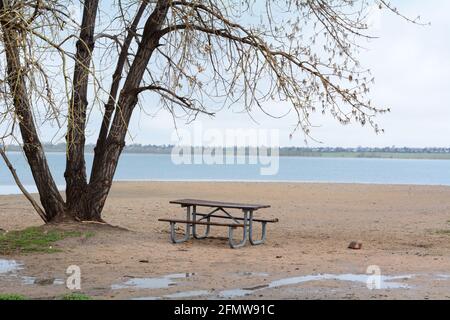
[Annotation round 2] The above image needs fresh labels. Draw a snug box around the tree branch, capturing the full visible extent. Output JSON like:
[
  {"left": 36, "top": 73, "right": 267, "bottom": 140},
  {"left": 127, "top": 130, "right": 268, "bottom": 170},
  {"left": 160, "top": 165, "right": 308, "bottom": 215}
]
[{"left": 0, "top": 147, "right": 48, "bottom": 223}]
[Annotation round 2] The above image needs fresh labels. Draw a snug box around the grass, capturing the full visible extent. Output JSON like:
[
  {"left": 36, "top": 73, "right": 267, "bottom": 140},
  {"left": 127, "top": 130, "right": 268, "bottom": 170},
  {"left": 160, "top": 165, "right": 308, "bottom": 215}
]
[
  {"left": 60, "top": 293, "right": 92, "bottom": 300},
  {"left": 0, "top": 226, "right": 94, "bottom": 255},
  {"left": 0, "top": 294, "right": 27, "bottom": 300}
]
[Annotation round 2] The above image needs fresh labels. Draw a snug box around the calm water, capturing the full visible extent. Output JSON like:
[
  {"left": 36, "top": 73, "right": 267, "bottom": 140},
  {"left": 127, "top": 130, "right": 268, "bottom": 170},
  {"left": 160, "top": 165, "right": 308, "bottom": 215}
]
[{"left": 1, "top": 152, "right": 450, "bottom": 195}]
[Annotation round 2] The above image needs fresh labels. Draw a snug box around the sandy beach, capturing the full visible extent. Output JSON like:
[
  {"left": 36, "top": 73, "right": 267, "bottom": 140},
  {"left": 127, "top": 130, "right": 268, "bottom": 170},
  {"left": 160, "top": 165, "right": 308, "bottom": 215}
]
[{"left": 1, "top": 181, "right": 450, "bottom": 300}]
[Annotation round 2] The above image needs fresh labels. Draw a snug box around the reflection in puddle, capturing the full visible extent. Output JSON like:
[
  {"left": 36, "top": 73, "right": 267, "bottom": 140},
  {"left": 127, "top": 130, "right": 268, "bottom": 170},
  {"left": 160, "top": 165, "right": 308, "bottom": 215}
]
[
  {"left": 268, "top": 274, "right": 412, "bottom": 290},
  {"left": 129, "top": 272, "right": 413, "bottom": 300},
  {"left": 0, "top": 259, "right": 23, "bottom": 274},
  {"left": 217, "top": 273, "right": 413, "bottom": 298},
  {"left": 164, "top": 290, "right": 210, "bottom": 299},
  {"left": 219, "top": 288, "right": 254, "bottom": 298},
  {"left": 1, "top": 259, "right": 64, "bottom": 287},
  {"left": 112, "top": 273, "right": 195, "bottom": 290},
  {"left": 22, "top": 276, "right": 65, "bottom": 286},
  {"left": 132, "top": 296, "right": 162, "bottom": 300},
  {"left": 134, "top": 290, "right": 211, "bottom": 300},
  {"left": 236, "top": 272, "right": 269, "bottom": 277}
]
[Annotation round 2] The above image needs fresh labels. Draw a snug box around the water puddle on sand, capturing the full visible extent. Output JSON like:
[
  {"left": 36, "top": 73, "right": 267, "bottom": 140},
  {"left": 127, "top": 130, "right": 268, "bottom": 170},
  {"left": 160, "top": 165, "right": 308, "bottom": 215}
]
[
  {"left": 133, "top": 272, "right": 413, "bottom": 300},
  {"left": 235, "top": 272, "right": 269, "bottom": 277},
  {"left": 266, "top": 274, "right": 413, "bottom": 291},
  {"left": 1, "top": 259, "right": 65, "bottom": 286},
  {"left": 0, "top": 259, "right": 23, "bottom": 274},
  {"left": 112, "top": 273, "right": 195, "bottom": 290},
  {"left": 215, "top": 274, "right": 413, "bottom": 298},
  {"left": 22, "top": 276, "right": 65, "bottom": 286},
  {"left": 134, "top": 290, "right": 211, "bottom": 300}
]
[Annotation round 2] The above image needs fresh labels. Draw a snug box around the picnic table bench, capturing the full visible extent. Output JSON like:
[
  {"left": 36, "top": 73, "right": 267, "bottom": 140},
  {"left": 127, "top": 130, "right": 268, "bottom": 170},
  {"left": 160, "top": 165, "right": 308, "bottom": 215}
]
[{"left": 158, "top": 199, "right": 278, "bottom": 248}]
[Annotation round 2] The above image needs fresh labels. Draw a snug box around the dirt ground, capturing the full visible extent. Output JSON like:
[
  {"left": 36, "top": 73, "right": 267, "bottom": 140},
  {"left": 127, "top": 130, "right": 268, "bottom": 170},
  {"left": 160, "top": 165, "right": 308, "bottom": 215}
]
[{"left": 1, "top": 181, "right": 450, "bottom": 300}]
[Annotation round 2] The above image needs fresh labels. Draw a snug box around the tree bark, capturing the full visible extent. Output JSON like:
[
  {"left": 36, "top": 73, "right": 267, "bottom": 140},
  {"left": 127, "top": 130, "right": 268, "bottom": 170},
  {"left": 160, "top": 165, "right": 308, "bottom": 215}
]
[
  {"left": 88, "top": 0, "right": 169, "bottom": 217},
  {"left": 0, "top": 0, "right": 65, "bottom": 221},
  {"left": 65, "top": 0, "right": 100, "bottom": 219}
]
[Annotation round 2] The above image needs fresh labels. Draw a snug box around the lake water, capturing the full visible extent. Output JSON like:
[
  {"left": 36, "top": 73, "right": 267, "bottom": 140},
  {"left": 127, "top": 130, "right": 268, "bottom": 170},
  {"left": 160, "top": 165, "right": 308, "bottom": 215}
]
[{"left": 1, "top": 152, "right": 450, "bottom": 195}]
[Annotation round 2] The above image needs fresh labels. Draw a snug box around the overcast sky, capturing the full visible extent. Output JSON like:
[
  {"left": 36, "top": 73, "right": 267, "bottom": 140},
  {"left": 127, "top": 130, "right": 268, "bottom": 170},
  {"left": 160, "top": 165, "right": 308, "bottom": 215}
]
[
  {"left": 6, "top": 1, "right": 445, "bottom": 148},
  {"left": 118, "top": 0, "right": 449, "bottom": 148}
]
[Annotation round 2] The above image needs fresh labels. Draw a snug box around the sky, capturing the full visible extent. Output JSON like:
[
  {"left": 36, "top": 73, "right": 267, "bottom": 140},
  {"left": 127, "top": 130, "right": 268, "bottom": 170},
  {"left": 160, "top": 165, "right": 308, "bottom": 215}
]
[
  {"left": 120, "top": 0, "right": 450, "bottom": 148},
  {"left": 4, "top": 0, "right": 449, "bottom": 148}
]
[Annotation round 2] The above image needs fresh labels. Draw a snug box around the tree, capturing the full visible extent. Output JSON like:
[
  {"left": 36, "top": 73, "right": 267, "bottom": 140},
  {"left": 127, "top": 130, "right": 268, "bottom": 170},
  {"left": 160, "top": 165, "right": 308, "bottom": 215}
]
[{"left": 0, "top": 0, "right": 418, "bottom": 223}]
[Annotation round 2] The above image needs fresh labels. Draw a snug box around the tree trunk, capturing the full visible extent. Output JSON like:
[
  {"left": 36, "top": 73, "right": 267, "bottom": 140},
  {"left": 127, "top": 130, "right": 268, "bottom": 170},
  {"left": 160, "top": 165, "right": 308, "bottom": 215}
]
[
  {"left": 1, "top": 0, "right": 168, "bottom": 223},
  {"left": 65, "top": 0, "right": 100, "bottom": 219},
  {"left": 0, "top": 0, "right": 66, "bottom": 222},
  {"left": 88, "top": 0, "right": 169, "bottom": 217}
]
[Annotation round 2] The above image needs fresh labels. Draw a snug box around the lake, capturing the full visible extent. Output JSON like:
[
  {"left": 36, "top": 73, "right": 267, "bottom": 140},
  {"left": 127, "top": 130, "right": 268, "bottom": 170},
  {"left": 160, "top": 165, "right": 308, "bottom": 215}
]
[{"left": 1, "top": 152, "right": 450, "bottom": 195}]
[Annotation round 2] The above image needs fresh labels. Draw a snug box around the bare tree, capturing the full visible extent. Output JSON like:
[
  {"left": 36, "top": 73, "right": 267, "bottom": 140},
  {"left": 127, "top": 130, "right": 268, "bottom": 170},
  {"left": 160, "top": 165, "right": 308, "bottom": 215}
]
[{"left": 0, "top": 0, "right": 419, "bottom": 223}]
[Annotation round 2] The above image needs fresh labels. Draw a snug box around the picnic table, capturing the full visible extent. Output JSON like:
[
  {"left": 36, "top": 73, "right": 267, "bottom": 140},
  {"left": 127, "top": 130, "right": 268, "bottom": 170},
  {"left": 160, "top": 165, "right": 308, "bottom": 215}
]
[{"left": 159, "top": 199, "right": 278, "bottom": 248}]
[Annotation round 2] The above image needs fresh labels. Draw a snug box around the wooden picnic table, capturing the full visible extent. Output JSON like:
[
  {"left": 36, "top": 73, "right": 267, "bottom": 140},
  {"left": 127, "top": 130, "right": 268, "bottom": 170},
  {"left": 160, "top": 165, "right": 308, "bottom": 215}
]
[{"left": 159, "top": 199, "right": 278, "bottom": 248}]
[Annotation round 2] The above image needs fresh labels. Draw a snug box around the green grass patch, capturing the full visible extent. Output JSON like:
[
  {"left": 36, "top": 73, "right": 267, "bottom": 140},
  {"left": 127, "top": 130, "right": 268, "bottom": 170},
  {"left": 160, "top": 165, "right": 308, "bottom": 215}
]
[
  {"left": 0, "top": 294, "right": 27, "bottom": 300},
  {"left": 435, "top": 229, "right": 450, "bottom": 236},
  {"left": 60, "top": 293, "right": 92, "bottom": 300},
  {"left": 0, "top": 226, "right": 94, "bottom": 255}
]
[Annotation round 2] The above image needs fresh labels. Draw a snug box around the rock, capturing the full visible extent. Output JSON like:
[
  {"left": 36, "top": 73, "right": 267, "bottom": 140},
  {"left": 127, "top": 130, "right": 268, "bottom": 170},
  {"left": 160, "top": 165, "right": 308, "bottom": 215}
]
[
  {"left": 35, "top": 278, "right": 56, "bottom": 286},
  {"left": 139, "top": 259, "right": 149, "bottom": 263},
  {"left": 348, "top": 241, "right": 363, "bottom": 250}
]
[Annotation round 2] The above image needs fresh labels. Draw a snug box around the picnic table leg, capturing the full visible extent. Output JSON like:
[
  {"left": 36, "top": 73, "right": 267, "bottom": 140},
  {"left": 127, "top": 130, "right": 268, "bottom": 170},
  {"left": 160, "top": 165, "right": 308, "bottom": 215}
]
[
  {"left": 248, "top": 210, "right": 267, "bottom": 245},
  {"left": 192, "top": 205, "right": 211, "bottom": 239},
  {"left": 169, "top": 206, "right": 191, "bottom": 243},
  {"left": 228, "top": 210, "right": 248, "bottom": 249}
]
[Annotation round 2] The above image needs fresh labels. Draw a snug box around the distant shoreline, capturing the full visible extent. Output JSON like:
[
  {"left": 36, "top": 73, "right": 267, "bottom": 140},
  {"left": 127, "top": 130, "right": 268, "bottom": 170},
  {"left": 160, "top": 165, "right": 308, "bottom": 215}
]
[{"left": 4, "top": 148, "right": 450, "bottom": 160}]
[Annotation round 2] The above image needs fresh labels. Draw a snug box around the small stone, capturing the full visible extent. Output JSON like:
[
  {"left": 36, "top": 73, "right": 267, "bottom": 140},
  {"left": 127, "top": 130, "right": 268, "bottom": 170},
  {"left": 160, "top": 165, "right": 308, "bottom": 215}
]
[
  {"left": 276, "top": 256, "right": 282, "bottom": 259},
  {"left": 348, "top": 241, "right": 363, "bottom": 250},
  {"left": 35, "top": 278, "right": 55, "bottom": 286},
  {"left": 139, "top": 259, "right": 149, "bottom": 263}
]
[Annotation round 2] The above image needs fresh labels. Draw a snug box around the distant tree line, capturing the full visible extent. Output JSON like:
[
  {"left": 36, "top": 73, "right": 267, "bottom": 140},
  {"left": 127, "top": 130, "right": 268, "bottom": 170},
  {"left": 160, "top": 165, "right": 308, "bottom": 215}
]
[{"left": 4, "top": 143, "right": 450, "bottom": 156}]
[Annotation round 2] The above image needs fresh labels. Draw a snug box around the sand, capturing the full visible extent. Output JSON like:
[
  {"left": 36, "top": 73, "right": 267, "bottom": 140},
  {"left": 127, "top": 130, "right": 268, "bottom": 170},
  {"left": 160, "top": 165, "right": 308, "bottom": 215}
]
[{"left": 1, "top": 181, "right": 450, "bottom": 300}]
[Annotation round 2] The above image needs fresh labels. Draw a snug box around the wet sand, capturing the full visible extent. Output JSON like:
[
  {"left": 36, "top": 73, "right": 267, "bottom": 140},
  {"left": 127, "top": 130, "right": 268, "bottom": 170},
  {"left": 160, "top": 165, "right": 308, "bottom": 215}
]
[{"left": 1, "top": 181, "right": 450, "bottom": 299}]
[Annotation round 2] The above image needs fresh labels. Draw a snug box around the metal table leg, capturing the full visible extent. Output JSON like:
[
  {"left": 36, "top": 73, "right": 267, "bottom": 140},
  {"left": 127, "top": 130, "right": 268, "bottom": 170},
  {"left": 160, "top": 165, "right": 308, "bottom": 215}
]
[
  {"left": 228, "top": 210, "right": 248, "bottom": 249},
  {"left": 249, "top": 210, "right": 267, "bottom": 245},
  {"left": 169, "top": 205, "right": 191, "bottom": 243},
  {"left": 192, "top": 205, "right": 211, "bottom": 239}
]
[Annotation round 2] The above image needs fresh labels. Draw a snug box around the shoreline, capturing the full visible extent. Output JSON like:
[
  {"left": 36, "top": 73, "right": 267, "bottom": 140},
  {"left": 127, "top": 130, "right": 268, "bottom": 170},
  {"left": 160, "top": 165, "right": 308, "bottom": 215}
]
[{"left": 2, "top": 179, "right": 450, "bottom": 196}]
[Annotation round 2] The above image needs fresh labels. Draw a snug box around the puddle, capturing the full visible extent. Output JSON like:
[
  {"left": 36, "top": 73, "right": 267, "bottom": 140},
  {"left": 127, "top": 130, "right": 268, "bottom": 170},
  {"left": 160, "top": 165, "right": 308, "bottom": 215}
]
[
  {"left": 1, "top": 259, "right": 64, "bottom": 287},
  {"left": 219, "top": 288, "right": 254, "bottom": 298},
  {"left": 164, "top": 290, "right": 210, "bottom": 299},
  {"left": 268, "top": 274, "right": 412, "bottom": 290},
  {"left": 22, "top": 276, "right": 65, "bottom": 286},
  {"left": 435, "top": 274, "right": 450, "bottom": 280},
  {"left": 0, "top": 259, "right": 23, "bottom": 274},
  {"left": 131, "top": 272, "right": 413, "bottom": 300},
  {"left": 236, "top": 272, "right": 269, "bottom": 277},
  {"left": 132, "top": 296, "right": 162, "bottom": 300},
  {"left": 134, "top": 290, "right": 211, "bottom": 300},
  {"left": 112, "top": 273, "right": 194, "bottom": 290},
  {"left": 217, "top": 273, "right": 413, "bottom": 298}
]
